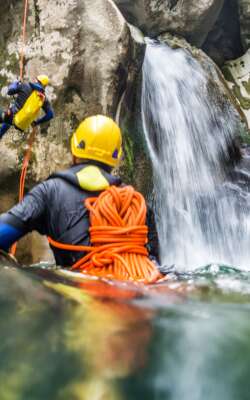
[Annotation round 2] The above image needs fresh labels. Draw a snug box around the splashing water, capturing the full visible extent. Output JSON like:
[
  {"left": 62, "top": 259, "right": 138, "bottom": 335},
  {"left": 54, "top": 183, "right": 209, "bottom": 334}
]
[{"left": 142, "top": 42, "right": 250, "bottom": 270}]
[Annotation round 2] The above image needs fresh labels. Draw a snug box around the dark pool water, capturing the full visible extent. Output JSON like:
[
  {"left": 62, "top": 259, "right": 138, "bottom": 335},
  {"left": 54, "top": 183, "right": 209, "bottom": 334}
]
[{"left": 1, "top": 261, "right": 250, "bottom": 400}]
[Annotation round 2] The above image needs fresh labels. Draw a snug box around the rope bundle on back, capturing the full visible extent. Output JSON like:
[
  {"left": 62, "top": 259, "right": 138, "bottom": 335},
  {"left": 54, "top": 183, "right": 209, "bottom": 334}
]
[{"left": 48, "top": 186, "right": 162, "bottom": 283}]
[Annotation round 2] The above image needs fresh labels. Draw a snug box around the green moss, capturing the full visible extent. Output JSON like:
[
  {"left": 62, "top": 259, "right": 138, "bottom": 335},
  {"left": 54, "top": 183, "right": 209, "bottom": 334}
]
[
  {"left": 0, "top": 51, "right": 19, "bottom": 75},
  {"left": 119, "top": 123, "right": 136, "bottom": 184},
  {"left": 239, "top": 123, "right": 250, "bottom": 145},
  {"left": 242, "top": 78, "right": 250, "bottom": 95},
  {"left": 0, "top": 75, "right": 8, "bottom": 88},
  {"left": 233, "top": 85, "right": 250, "bottom": 110},
  {"left": 123, "top": 134, "right": 134, "bottom": 178},
  {"left": 221, "top": 67, "right": 235, "bottom": 84},
  {"left": 118, "top": 113, "right": 153, "bottom": 198}
]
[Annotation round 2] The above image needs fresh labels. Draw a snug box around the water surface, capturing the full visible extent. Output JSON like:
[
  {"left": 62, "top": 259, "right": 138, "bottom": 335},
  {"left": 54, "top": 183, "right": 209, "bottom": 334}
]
[{"left": 1, "top": 262, "right": 250, "bottom": 400}]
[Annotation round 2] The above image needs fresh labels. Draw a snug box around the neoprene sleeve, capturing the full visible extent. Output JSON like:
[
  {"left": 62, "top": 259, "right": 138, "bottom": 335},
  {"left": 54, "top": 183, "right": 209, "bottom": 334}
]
[{"left": 0, "top": 222, "right": 24, "bottom": 251}]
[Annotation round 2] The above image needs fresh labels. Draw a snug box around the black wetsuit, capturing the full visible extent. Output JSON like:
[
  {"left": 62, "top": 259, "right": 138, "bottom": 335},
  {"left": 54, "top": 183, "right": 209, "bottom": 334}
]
[
  {"left": 0, "top": 162, "right": 159, "bottom": 266},
  {"left": 0, "top": 81, "right": 53, "bottom": 137}
]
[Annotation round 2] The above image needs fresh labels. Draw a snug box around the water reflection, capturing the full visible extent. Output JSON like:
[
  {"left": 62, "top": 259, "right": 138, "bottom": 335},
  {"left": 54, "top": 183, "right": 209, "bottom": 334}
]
[
  {"left": 0, "top": 266, "right": 154, "bottom": 400},
  {"left": 1, "top": 264, "right": 250, "bottom": 399}
]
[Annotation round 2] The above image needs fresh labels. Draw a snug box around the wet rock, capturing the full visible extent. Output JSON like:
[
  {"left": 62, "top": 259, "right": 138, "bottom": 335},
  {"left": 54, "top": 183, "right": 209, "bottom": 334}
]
[
  {"left": 118, "top": 70, "right": 154, "bottom": 198},
  {"left": 238, "top": 0, "right": 250, "bottom": 51},
  {"left": 202, "top": 0, "right": 243, "bottom": 66},
  {"left": 113, "top": 0, "right": 224, "bottom": 46},
  {"left": 222, "top": 50, "right": 250, "bottom": 129}
]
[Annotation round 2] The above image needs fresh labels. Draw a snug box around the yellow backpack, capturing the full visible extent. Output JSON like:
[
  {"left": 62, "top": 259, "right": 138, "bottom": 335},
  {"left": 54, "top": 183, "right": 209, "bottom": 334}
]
[{"left": 14, "top": 90, "right": 45, "bottom": 131}]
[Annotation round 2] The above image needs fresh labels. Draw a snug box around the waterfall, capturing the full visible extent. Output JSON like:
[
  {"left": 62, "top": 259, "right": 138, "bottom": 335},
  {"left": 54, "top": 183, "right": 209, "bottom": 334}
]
[{"left": 142, "top": 41, "right": 250, "bottom": 269}]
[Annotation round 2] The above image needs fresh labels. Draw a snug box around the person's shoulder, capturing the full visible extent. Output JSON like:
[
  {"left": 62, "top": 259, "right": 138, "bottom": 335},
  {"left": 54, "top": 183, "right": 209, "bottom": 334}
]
[
  {"left": 27, "top": 178, "right": 65, "bottom": 207},
  {"left": 22, "top": 82, "right": 32, "bottom": 89},
  {"left": 103, "top": 170, "right": 122, "bottom": 187},
  {"left": 43, "top": 175, "right": 71, "bottom": 191},
  {"left": 29, "top": 179, "right": 57, "bottom": 197},
  {"left": 29, "top": 82, "right": 44, "bottom": 92}
]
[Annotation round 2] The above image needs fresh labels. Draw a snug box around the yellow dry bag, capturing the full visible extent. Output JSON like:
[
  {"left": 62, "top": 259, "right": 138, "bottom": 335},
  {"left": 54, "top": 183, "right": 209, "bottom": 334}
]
[{"left": 14, "top": 90, "right": 45, "bottom": 131}]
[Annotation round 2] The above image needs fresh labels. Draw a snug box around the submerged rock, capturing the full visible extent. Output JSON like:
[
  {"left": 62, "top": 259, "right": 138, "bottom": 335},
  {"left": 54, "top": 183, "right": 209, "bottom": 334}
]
[{"left": 114, "top": 0, "right": 224, "bottom": 46}]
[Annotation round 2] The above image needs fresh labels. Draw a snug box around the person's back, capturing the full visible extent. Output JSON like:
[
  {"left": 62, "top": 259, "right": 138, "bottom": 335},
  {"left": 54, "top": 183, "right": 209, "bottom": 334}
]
[
  {"left": 8, "top": 81, "right": 33, "bottom": 112},
  {"left": 0, "top": 115, "right": 159, "bottom": 269},
  {"left": 0, "top": 74, "right": 54, "bottom": 138},
  {"left": 1, "top": 162, "right": 121, "bottom": 266}
]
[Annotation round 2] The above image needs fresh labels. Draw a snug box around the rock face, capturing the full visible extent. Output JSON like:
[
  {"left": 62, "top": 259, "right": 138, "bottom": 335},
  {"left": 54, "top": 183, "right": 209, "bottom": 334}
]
[
  {"left": 0, "top": 0, "right": 144, "bottom": 182},
  {"left": 238, "top": 0, "right": 250, "bottom": 51},
  {"left": 0, "top": 0, "right": 145, "bottom": 263},
  {"left": 113, "top": 0, "right": 224, "bottom": 46},
  {"left": 223, "top": 50, "right": 250, "bottom": 128},
  {"left": 202, "top": 0, "right": 243, "bottom": 66}
]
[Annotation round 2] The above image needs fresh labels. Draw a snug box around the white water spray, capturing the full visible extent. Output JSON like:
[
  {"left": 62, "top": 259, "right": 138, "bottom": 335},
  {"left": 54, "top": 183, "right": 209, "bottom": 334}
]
[{"left": 142, "top": 42, "right": 250, "bottom": 269}]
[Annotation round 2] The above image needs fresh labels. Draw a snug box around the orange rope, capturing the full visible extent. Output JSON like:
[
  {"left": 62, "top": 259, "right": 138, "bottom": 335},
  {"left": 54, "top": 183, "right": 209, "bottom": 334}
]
[
  {"left": 48, "top": 186, "right": 162, "bottom": 284},
  {"left": 10, "top": 126, "right": 37, "bottom": 255},
  {"left": 19, "top": 126, "right": 36, "bottom": 200},
  {"left": 10, "top": 0, "right": 35, "bottom": 256}
]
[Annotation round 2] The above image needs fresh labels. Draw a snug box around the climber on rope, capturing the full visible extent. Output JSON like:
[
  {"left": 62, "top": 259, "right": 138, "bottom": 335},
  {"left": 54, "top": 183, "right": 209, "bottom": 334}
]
[
  {"left": 0, "top": 74, "right": 54, "bottom": 139},
  {"left": 0, "top": 115, "right": 159, "bottom": 273}
]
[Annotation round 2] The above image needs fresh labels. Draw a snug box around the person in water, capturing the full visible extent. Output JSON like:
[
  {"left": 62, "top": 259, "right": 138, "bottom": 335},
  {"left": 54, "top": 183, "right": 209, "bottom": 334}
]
[
  {"left": 0, "top": 115, "right": 159, "bottom": 267},
  {"left": 0, "top": 74, "right": 54, "bottom": 138}
]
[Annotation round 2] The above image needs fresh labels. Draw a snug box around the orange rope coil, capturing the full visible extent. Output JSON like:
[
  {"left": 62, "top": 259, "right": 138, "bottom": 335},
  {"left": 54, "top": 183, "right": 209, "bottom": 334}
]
[{"left": 48, "top": 186, "right": 162, "bottom": 284}]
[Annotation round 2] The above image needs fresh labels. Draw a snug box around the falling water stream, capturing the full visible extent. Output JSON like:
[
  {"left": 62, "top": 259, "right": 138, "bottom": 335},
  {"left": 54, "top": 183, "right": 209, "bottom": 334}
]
[{"left": 142, "top": 41, "right": 250, "bottom": 270}]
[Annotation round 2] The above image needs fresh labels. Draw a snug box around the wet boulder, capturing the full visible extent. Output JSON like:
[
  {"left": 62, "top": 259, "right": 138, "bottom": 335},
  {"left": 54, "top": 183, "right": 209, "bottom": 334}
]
[
  {"left": 238, "top": 0, "right": 250, "bottom": 51},
  {"left": 113, "top": 0, "right": 224, "bottom": 46},
  {"left": 202, "top": 0, "right": 243, "bottom": 67},
  {"left": 222, "top": 50, "right": 250, "bottom": 129}
]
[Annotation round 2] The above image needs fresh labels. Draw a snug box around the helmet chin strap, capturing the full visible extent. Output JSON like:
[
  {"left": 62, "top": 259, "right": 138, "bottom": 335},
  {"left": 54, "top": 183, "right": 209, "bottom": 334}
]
[{"left": 73, "top": 156, "right": 88, "bottom": 165}]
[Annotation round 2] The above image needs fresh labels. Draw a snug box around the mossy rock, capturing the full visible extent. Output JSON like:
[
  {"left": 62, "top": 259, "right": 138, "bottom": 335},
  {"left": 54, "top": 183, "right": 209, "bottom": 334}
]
[{"left": 118, "top": 73, "right": 154, "bottom": 200}]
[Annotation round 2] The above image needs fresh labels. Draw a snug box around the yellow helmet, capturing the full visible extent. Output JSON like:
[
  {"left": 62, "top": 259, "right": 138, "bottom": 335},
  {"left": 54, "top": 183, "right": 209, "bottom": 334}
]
[
  {"left": 37, "top": 74, "right": 49, "bottom": 87},
  {"left": 71, "top": 115, "right": 122, "bottom": 167}
]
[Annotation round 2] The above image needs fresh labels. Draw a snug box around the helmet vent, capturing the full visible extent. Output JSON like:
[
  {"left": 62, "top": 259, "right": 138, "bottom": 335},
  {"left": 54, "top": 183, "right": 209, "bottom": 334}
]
[
  {"left": 112, "top": 149, "right": 118, "bottom": 159},
  {"left": 78, "top": 140, "right": 85, "bottom": 149}
]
